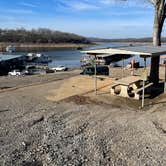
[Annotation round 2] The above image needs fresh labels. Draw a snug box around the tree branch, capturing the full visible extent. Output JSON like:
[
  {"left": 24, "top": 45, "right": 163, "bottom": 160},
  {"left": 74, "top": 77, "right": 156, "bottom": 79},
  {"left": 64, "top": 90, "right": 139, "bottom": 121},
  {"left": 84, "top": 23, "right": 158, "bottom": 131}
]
[{"left": 147, "top": 0, "right": 155, "bottom": 5}]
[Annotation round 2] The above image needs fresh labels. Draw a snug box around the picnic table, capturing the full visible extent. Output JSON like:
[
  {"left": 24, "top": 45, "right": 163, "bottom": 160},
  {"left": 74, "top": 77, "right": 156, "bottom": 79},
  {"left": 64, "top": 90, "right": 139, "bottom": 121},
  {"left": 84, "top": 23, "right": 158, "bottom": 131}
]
[{"left": 110, "top": 76, "right": 153, "bottom": 100}]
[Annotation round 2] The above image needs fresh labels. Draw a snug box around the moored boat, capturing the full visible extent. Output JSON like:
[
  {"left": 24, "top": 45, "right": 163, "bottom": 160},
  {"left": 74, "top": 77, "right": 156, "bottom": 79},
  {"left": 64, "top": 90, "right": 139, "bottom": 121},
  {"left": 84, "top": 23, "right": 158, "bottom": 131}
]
[
  {"left": 81, "top": 53, "right": 133, "bottom": 66},
  {"left": 26, "top": 53, "right": 52, "bottom": 63},
  {"left": 6, "top": 45, "right": 16, "bottom": 53}
]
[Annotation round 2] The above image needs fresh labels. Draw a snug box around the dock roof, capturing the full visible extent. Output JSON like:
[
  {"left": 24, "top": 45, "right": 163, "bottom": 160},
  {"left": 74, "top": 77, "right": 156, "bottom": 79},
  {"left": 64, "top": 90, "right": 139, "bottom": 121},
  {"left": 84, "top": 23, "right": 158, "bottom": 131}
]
[
  {"left": 0, "top": 54, "right": 23, "bottom": 62},
  {"left": 83, "top": 45, "right": 166, "bottom": 57}
]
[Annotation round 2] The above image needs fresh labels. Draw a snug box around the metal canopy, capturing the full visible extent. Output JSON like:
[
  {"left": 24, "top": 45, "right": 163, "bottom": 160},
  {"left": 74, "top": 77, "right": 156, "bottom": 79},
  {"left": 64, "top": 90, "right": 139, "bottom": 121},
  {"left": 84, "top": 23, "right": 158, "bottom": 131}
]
[
  {"left": 83, "top": 45, "right": 166, "bottom": 57},
  {"left": 0, "top": 54, "right": 23, "bottom": 62},
  {"left": 95, "top": 54, "right": 115, "bottom": 58}
]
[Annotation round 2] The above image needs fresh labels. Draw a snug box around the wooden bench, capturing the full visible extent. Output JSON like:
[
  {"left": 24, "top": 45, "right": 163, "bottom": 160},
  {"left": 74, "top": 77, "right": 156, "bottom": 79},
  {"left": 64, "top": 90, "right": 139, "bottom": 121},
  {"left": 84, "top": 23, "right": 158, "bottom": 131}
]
[{"left": 132, "top": 82, "right": 153, "bottom": 99}]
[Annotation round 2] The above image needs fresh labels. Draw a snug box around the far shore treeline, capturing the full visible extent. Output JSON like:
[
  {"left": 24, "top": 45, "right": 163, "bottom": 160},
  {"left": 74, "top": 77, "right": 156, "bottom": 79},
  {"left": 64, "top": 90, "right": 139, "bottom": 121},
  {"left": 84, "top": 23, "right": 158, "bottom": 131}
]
[
  {"left": 1, "top": 28, "right": 166, "bottom": 45},
  {"left": 0, "top": 28, "right": 90, "bottom": 44}
]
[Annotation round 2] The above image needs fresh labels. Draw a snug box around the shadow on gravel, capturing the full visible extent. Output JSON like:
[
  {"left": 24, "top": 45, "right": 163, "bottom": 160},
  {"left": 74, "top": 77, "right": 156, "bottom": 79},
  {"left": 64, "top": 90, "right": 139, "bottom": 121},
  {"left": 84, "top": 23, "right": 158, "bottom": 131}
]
[
  {"left": 22, "top": 160, "right": 42, "bottom": 166},
  {"left": 150, "top": 82, "right": 164, "bottom": 99},
  {"left": 59, "top": 95, "right": 140, "bottom": 110},
  {"left": 0, "top": 86, "right": 12, "bottom": 90},
  {"left": 0, "top": 109, "right": 10, "bottom": 113},
  {"left": 61, "top": 95, "right": 105, "bottom": 105},
  {"left": 143, "top": 83, "right": 166, "bottom": 108}
]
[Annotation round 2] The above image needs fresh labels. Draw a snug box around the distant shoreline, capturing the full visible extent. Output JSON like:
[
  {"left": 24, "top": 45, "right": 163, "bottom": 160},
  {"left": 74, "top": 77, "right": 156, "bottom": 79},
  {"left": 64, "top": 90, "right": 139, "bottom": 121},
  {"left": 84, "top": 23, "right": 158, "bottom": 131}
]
[
  {"left": 1, "top": 41, "right": 165, "bottom": 53},
  {"left": 94, "top": 41, "right": 153, "bottom": 45},
  {"left": 0, "top": 43, "right": 94, "bottom": 52}
]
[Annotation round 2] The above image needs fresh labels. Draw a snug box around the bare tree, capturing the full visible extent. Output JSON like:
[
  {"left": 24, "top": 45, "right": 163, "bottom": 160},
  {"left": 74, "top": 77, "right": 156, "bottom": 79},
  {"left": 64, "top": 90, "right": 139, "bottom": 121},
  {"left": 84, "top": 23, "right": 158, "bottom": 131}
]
[
  {"left": 118, "top": 0, "right": 166, "bottom": 85},
  {"left": 148, "top": 0, "right": 166, "bottom": 85},
  {"left": 149, "top": 0, "right": 165, "bottom": 46}
]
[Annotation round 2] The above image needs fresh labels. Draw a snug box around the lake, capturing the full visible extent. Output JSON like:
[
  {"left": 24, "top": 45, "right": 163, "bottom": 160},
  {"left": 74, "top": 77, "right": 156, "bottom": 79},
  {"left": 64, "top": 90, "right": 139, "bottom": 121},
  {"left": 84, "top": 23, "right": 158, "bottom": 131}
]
[
  {"left": 15, "top": 42, "right": 152, "bottom": 68},
  {"left": 46, "top": 42, "right": 151, "bottom": 68}
]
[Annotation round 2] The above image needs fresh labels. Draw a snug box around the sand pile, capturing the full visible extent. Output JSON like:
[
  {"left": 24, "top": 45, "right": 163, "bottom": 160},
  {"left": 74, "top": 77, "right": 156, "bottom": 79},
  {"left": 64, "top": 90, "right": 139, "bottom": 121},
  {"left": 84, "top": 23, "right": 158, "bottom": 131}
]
[{"left": 47, "top": 75, "right": 113, "bottom": 101}]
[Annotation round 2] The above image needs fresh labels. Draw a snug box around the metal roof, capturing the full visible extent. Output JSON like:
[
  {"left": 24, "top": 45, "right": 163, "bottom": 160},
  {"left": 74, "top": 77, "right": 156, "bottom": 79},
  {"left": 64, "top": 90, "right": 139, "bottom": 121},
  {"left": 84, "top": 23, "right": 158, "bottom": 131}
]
[
  {"left": 83, "top": 45, "right": 166, "bottom": 57},
  {"left": 96, "top": 54, "right": 115, "bottom": 58},
  {"left": 0, "top": 54, "right": 23, "bottom": 62}
]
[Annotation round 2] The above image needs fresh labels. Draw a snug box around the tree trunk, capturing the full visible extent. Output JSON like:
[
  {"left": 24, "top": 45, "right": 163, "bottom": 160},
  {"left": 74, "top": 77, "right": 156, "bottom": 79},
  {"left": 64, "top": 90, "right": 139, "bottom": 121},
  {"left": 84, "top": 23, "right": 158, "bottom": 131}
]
[
  {"left": 153, "top": 15, "right": 161, "bottom": 46},
  {"left": 150, "top": 56, "right": 160, "bottom": 85},
  {"left": 150, "top": 9, "right": 162, "bottom": 85}
]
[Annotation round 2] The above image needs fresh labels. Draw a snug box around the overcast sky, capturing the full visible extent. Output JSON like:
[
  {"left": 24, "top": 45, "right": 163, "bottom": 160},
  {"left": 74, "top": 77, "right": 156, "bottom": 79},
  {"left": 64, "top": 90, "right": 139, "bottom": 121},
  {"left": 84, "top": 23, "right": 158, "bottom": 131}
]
[{"left": 0, "top": 0, "right": 164, "bottom": 39}]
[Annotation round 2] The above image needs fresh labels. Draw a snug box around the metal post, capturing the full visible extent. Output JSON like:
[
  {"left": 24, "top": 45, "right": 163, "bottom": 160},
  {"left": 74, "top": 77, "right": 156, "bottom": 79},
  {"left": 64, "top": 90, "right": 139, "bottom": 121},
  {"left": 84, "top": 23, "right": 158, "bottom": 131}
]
[
  {"left": 141, "top": 57, "right": 147, "bottom": 108},
  {"left": 142, "top": 80, "right": 145, "bottom": 108},
  {"left": 144, "top": 57, "right": 146, "bottom": 69},
  {"left": 94, "top": 55, "right": 97, "bottom": 95},
  {"left": 122, "top": 56, "right": 124, "bottom": 78}
]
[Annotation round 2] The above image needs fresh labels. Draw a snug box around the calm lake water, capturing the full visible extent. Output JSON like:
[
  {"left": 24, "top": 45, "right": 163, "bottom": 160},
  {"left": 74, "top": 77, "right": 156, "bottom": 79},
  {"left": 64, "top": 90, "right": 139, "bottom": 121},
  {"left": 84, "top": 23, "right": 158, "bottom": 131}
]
[
  {"left": 46, "top": 42, "right": 151, "bottom": 68},
  {"left": 47, "top": 43, "right": 129, "bottom": 68},
  {"left": 16, "top": 43, "right": 152, "bottom": 68}
]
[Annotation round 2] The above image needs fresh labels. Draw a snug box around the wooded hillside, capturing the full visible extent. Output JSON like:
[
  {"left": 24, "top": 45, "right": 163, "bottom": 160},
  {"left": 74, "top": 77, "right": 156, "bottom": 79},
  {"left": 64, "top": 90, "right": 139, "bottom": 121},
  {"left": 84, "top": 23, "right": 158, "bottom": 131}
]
[{"left": 0, "top": 28, "right": 90, "bottom": 44}]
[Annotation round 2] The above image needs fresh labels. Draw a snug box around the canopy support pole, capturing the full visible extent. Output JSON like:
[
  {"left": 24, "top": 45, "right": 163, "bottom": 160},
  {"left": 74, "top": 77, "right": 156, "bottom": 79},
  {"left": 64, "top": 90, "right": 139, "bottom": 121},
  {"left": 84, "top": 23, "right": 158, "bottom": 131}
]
[
  {"left": 144, "top": 57, "right": 147, "bottom": 69},
  {"left": 94, "top": 55, "right": 97, "bottom": 95},
  {"left": 122, "top": 56, "right": 124, "bottom": 78},
  {"left": 142, "top": 57, "right": 147, "bottom": 108}
]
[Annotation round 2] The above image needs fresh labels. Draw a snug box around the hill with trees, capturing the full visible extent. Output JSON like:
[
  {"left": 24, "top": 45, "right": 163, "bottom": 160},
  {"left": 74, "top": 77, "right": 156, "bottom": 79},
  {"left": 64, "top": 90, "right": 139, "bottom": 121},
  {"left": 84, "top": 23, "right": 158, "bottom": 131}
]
[{"left": 0, "top": 28, "right": 90, "bottom": 44}]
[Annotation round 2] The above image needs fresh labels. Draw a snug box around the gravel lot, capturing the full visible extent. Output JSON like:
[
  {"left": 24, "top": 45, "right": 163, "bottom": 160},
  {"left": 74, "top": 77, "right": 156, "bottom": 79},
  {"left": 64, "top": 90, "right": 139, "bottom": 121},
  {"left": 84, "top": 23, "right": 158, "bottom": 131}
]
[{"left": 0, "top": 69, "right": 166, "bottom": 166}]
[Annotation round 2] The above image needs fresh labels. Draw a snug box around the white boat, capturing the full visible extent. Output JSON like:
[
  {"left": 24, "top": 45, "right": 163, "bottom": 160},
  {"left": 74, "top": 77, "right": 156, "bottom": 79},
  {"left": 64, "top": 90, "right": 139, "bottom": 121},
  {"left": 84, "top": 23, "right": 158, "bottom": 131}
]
[
  {"left": 6, "top": 45, "right": 16, "bottom": 53},
  {"left": 26, "top": 53, "right": 52, "bottom": 63},
  {"left": 26, "top": 53, "right": 36, "bottom": 61},
  {"left": 35, "top": 53, "right": 52, "bottom": 63}
]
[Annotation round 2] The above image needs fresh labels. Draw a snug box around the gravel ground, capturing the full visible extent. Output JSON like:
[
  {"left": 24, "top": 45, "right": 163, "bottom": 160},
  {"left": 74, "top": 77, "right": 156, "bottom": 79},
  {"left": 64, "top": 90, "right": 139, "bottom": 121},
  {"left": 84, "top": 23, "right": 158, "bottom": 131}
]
[
  {"left": 0, "top": 70, "right": 80, "bottom": 90},
  {"left": 0, "top": 69, "right": 166, "bottom": 166}
]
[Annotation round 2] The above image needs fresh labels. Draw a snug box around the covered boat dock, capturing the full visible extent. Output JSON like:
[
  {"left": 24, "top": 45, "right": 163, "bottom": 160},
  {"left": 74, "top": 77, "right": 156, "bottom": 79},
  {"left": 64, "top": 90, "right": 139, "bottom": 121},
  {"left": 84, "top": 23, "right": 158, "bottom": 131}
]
[
  {"left": 83, "top": 45, "right": 166, "bottom": 56},
  {"left": 83, "top": 45, "right": 166, "bottom": 107},
  {"left": 83, "top": 45, "right": 166, "bottom": 76}
]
